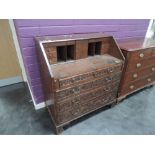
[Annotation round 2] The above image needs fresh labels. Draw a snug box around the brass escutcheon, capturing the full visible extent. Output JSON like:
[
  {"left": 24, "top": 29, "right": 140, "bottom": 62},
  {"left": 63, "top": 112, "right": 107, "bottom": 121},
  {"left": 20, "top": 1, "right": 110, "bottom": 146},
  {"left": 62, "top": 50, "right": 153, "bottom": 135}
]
[
  {"left": 136, "top": 63, "right": 141, "bottom": 68},
  {"left": 130, "top": 85, "right": 134, "bottom": 89},
  {"left": 152, "top": 67, "right": 155, "bottom": 71},
  {"left": 139, "top": 53, "right": 144, "bottom": 58},
  {"left": 133, "top": 73, "right": 138, "bottom": 78}
]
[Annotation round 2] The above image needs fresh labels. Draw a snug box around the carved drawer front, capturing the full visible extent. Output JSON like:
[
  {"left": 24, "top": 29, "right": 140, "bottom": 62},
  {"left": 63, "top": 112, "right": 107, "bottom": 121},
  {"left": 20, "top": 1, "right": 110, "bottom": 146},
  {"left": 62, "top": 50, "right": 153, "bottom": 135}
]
[
  {"left": 57, "top": 92, "right": 117, "bottom": 124},
  {"left": 55, "top": 72, "right": 121, "bottom": 101},
  {"left": 123, "top": 65, "right": 155, "bottom": 84},
  {"left": 80, "top": 93, "right": 116, "bottom": 113},
  {"left": 129, "top": 48, "right": 152, "bottom": 61},
  {"left": 126, "top": 56, "right": 155, "bottom": 72},
  {"left": 53, "top": 64, "right": 122, "bottom": 90},
  {"left": 56, "top": 82, "right": 119, "bottom": 113},
  {"left": 120, "top": 73, "right": 155, "bottom": 96}
]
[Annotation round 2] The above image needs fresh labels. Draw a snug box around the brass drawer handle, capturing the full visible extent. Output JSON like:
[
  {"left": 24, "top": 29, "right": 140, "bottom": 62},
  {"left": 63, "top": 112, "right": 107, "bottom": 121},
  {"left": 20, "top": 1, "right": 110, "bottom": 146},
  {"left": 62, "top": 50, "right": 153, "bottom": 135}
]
[
  {"left": 71, "top": 110, "right": 79, "bottom": 116},
  {"left": 102, "top": 98, "right": 105, "bottom": 102},
  {"left": 152, "top": 67, "right": 155, "bottom": 71},
  {"left": 71, "top": 78, "right": 76, "bottom": 83},
  {"left": 105, "top": 77, "right": 112, "bottom": 82},
  {"left": 104, "top": 87, "right": 110, "bottom": 92},
  {"left": 136, "top": 63, "right": 141, "bottom": 68},
  {"left": 71, "top": 98, "right": 80, "bottom": 104},
  {"left": 130, "top": 85, "right": 134, "bottom": 89},
  {"left": 72, "top": 88, "right": 80, "bottom": 93},
  {"left": 147, "top": 78, "right": 151, "bottom": 82},
  {"left": 139, "top": 53, "right": 144, "bottom": 58},
  {"left": 115, "top": 60, "right": 120, "bottom": 63},
  {"left": 133, "top": 73, "right": 138, "bottom": 78}
]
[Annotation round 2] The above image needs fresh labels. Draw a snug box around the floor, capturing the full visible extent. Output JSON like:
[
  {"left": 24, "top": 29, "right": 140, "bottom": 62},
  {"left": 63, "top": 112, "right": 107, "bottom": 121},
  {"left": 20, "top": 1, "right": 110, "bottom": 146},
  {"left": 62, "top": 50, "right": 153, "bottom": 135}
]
[{"left": 0, "top": 83, "right": 155, "bottom": 135}]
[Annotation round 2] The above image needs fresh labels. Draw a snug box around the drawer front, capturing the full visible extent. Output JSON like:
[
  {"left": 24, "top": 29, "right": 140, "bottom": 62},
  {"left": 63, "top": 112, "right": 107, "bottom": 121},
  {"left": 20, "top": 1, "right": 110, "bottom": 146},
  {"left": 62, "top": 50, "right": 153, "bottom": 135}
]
[
  {"left": 123, "top": 65, "right": 155, "bottom": 84},
  {"left": 120, "top": 73, "right": 155, "bottom": 96},
  {"left": 55, "top": 72, "right": 122, "bottom": 101},
  {"left": 56, "top": 81, "right": 119, "bottom": 113},
  {"left": 56, "top": 92, "right": 116, "bottom": 124},
  {"left": 53, "top": 63, "right": 122, "bottom": 90},
  {"left": 129, "top": 48, "right": 153, "bottom": 61},
  {"left": 126, "top": 56, "right": 155, "bottom": 72}
]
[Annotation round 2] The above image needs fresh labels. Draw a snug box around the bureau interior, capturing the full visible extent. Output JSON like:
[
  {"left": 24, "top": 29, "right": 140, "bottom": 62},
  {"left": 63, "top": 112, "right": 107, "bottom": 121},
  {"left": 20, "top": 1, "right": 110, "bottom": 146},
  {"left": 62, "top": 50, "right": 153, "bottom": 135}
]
[
  {"left": 51, "top": 55, "right": 123, "bottom": 79},
  {"left": 42, "top": 35, "right": 124, "bottom": 65}
]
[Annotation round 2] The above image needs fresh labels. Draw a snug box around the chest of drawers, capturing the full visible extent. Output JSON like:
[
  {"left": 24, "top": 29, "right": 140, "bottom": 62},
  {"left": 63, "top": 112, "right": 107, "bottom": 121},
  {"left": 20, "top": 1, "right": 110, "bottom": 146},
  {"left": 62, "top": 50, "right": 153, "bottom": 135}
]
[
  {"left": 35, "top": 33, "right": 124, "bottom": 134},
  {"left": 118, "top": 38, "right": 155, "bottom": 101}
]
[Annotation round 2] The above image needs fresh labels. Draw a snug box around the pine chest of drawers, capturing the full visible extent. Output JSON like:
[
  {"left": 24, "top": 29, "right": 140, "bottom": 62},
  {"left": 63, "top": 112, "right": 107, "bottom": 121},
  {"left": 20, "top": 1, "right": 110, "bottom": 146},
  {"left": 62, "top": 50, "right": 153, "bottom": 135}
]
[
  {"left": 118, "top": 38, "right": 155, "bottom": 100},
  {"left": 35, "top": 33, "right": 124, "bottom": 134}
]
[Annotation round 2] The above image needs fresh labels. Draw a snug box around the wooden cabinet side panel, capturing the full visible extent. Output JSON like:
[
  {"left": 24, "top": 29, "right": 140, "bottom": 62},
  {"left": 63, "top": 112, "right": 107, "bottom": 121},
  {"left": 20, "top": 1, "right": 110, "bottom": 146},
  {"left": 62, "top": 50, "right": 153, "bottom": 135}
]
[
  {"left": 118, "top": 51, "right": 130, "bottom": 96},
  {"left": 45, "top": 47, "right": 57, "bottom": 64},
  {"left": 100, "top": 38, "right": 111, "bottom": 54},
  {"left": 36, "top": 43, "right": 56, "bottom": 119},
  {"left": 109, "top": 38, "right": 125, "bottom": 61}
]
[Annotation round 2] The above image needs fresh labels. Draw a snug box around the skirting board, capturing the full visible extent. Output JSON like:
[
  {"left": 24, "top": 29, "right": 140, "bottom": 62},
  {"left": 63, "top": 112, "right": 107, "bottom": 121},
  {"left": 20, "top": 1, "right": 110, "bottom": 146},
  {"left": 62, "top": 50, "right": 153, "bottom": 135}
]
[
  {"left": 34, "top": 99, "right": 54, "bottom": 110},
  {"left": 0, "top": 76, "right": 23, "bottom": 87},
  {"left": 34, "top": 101, "right": 46, "bottom": 110},
  {"left": 26, "top": 81, "right": 46, "bottom": 110}
]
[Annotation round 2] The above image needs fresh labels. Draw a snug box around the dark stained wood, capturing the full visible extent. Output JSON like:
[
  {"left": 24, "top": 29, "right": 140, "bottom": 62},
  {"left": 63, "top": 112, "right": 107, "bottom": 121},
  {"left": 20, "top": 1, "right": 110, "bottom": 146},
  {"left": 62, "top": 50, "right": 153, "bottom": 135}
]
[
  {"left": 129, "top": 48, "right": 155, "bottom": 61},
  {"left": 75, "top": 40, "right": 88, "bottom": 59},
  {"left": 35, "top": 41, "right": 57, "bottom": 122},
  {"left": 122, "top": 64, "right": 155, "bottom": 85},
  {"left": 56, "top": 91, "right": 117, "bottom": 124},
  {"left": 126, "top": 56, "right": 155, "bottom": 71},
  {"left": 118, "top": 37, "right": 155, "bottom": 51},
  {"left": 53, "top": 63, "right": 122, "bottom": 90},
  {"left": 35, "top": 33, "right": 124, "bottom": 134},
  {"left": 36, "top": 33, "right": 111, "bottom": 43},
  {"left": 55, "top": 72, "right": 121, "bottom": 102},
  {"left": 39, "top": 34, "right": 124, "bottom": 65},
  {"left": 45, "top": 47, "right": 57, "bottom": 64},
  {"left": 118, "top": 38, "right": 155, "bottom": 99},
  {"left": 120, "top": 73, "right": 155, "bottom": 95}
]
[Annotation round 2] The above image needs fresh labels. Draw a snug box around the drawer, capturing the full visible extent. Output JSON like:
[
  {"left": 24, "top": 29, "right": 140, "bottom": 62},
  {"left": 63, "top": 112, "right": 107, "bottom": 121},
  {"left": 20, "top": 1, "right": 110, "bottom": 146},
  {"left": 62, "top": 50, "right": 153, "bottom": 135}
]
[
  {"left": 120, "top": 73, "right": 155, "bottom": 96},
  {"left": 55, "top": 72, "right": 122, "bottom": 101},
  {"left": 126, "top": 56, "right": 155, "bottom": 71},
  {"left": 56, "top": 92, "right": 117, "bottom": 124},
  {"left": 129, "top": 48, "right": 152, "bottom": 61},
  {"left": 56, "top": 81, "right": 119, "bottom": 112},
  {"left": 53, "top": 63, "right": 122, "bottom": 90},
  {"left": 123, "top": 65, "right": 155, "bottom": 84}
]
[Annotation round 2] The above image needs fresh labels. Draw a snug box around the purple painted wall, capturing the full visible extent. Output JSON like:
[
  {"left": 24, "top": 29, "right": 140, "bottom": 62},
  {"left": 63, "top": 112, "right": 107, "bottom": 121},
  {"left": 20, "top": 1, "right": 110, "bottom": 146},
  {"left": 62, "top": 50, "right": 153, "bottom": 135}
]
[{"left": 14, "top": 19, "right": 150, "bottom": 104}]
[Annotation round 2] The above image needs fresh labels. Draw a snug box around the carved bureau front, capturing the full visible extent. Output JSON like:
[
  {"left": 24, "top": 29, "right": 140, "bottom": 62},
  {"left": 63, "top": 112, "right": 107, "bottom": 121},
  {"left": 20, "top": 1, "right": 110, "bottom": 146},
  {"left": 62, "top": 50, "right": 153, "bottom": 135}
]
[{"left": 35, "top": 33, "right": 124, "bottom": 134}]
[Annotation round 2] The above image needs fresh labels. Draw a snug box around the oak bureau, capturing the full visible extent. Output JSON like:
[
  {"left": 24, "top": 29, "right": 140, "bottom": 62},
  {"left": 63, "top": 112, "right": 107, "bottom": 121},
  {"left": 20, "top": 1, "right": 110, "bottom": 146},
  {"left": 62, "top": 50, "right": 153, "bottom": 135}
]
[
  {"left": 118, "top": 37, "right": 155, "bottom": 101},
  {"left": 35, "top": 33, "right": 124, "bottom": 134}
]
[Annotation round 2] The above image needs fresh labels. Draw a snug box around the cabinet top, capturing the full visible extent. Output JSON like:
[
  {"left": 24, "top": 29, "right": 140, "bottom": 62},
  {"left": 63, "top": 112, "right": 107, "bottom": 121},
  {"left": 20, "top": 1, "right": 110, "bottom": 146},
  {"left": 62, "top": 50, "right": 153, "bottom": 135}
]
[
  {"left": 51, "top": 54, "right": 122, "bottom": 79},
  {"left": 35, "top": 33, "right": 112, "bottom": 43},
  {"left": 118, "top": 37, "right": 155, "bottom": 51}
]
